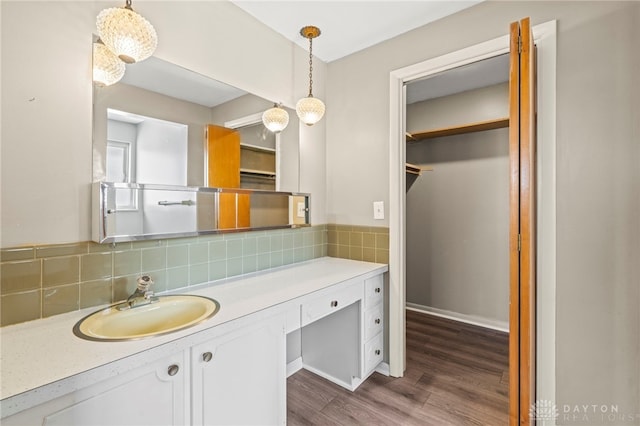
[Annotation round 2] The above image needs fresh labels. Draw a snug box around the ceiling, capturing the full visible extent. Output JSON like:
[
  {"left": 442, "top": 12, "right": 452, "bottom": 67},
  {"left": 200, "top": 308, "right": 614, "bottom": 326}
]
[
  {"left": 406, "top": 53, "right": 510, "bottom": 104},
  {"left": 123, "top": 57, "right": 246, "bottom": 108},
  {"left": 230, "top": 1, "right": 482, "bottom": 63},
  {"left": 119, "top": 1, "right": 499, "bottom": 108}
]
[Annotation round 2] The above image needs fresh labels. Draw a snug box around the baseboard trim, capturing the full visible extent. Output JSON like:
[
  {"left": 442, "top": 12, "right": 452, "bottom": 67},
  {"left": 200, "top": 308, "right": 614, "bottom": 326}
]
[
  {"left": 406, "top": 303, "right": 509, "bottom": 333},
  {"left": 302, "top": 364, "right": 357, "bottom": 391},
  {"left": 375, "top": 362, "right": 390, "bottom": 376},
  {"left": 286, "top": 357, "right": 303, "bottom": 377}
]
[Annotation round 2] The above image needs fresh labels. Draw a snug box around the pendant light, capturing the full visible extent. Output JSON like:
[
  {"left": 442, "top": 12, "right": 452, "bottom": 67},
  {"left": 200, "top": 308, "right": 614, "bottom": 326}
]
[
  {"left": 92, "top": 40, "right": 125, "bottom": 87},
  {"left": 262, "top": 103, "right": 290, "bottom": 133},
  {"left": 296, "top": 26, "right": 325, "bottom": 126},
  {"left": 96, "top": 0, "right": 157, "bottom": 64}
]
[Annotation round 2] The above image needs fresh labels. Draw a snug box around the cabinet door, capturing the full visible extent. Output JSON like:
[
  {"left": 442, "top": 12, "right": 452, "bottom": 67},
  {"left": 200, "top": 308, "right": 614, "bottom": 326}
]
[
  {"left": 206, "top": 124, "right": 249, "bottom": 229},
  {"left": 191, "top": 316, "right": 286, "bottom": 426},
  {"left": 4, "top": 351, "right": 189, "bottom": 426}
]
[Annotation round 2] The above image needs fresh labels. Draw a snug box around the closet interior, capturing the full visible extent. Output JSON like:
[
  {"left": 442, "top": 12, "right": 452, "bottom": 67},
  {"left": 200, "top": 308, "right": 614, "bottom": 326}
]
[{"left": 405, "top": 53, "right": 511, "bottom": 331}]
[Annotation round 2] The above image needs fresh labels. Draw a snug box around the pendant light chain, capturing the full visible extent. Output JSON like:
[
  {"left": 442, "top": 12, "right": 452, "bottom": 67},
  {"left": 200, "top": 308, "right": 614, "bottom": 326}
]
[
  {"left": 295, "top": 25, "right": 325, "bottom": 126},
  {"left": 308, "top": 36, "right": 314, "bottom": 97}
]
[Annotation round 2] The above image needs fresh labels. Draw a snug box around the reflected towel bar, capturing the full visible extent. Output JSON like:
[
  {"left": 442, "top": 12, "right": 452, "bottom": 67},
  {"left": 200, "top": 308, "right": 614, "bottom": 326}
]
[{"left": 158, "top": 200, "right": 196, "bottom": 206}]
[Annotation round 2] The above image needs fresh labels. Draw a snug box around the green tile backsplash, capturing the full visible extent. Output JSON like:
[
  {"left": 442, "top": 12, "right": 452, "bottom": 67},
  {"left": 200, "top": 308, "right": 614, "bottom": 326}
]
[
  {"left": 0, "top": 224, "right": 389, "bottom": 327},
  {"left": 0, "top": 226, "right": 327, "bottom": 326}
]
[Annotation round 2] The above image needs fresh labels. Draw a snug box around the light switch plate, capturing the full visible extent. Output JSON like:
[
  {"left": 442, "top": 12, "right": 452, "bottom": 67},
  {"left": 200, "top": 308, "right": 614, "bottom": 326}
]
[
  {"left": 373, "top": 201, "right": 384, "bottom": 220},
  {"left": 297, "top": 202, "right": 306, "bottom": 218}
]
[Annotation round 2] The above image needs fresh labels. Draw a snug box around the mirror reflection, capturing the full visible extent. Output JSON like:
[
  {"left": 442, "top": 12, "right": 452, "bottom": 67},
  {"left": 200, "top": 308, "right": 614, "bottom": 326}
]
[
  {"left": 92, "top": 54, "right": 303, "bottom": 241},
  {"left": 93, "top": 56, "right": 300, "bottom": 192},
  {"left": 107, "top": 109, "right": 188, "bottom": 186}
]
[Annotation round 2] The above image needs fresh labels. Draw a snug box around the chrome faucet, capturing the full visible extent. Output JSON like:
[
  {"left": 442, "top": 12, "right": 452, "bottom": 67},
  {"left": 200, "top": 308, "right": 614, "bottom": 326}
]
[{"left": 117, "top": 275, "right": 158, "bottom": 310}]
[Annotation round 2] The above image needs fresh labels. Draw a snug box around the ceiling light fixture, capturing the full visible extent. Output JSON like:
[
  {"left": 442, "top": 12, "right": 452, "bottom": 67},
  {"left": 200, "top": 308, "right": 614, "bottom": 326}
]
[
  {"left": 96, "top": 0, "right": 157, "bottom": 64},
  {"left": 262, "top": 103, "right": 290, "bottom": 133},
  {"left": 296, "top": 26, "right": 325, "bottom": 126},
  {"left": 92, "top": 40, "right": 126, "bottom": 87}
]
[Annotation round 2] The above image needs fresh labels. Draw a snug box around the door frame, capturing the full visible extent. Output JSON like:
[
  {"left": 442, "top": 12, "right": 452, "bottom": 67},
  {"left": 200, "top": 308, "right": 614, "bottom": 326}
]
[{"left": 388, "top": 19, "right": 557, "bottom": 417}]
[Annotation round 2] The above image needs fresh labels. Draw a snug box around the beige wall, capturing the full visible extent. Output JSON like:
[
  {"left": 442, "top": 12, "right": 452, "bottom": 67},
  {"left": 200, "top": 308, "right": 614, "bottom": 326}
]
[
  {"left": 406, "top": 83, "right": 509, "bottom": 133},
  {"left": 0, "top": 1, "right": 327, "bottom": 247},
  {"left": 326, "top": 1, "right": 639, "bottom": 422}
]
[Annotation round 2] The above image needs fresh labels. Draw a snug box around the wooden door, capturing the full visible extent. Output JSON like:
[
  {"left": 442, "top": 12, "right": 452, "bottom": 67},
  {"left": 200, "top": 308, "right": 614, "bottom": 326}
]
[
  {"left": 206, "top": 125, "right": 249, "bottom": 229},
  {"left": 508, "top": 17, "right": 536, "bottom": 426}
]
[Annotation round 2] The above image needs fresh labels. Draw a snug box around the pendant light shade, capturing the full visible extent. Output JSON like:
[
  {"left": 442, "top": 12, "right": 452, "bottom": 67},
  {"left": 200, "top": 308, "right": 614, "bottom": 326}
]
[
  {"left": 262, "top": 103, "right": 290, "bottom": 133},
  {"left": 296, "top": 96, "right": 325, "bottom": 126},
  {"left": 96, "top": 0, "right": 157, "bottom": 64},
  {"left": 296, "top": 26, "right": 325, "bottom": 126},
  {"left": 93, "top": 41, "right": 125, "bottom": 87}
]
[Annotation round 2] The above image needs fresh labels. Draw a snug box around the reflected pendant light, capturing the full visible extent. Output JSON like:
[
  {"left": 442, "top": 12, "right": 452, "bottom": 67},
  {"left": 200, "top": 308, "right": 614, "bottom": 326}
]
[
  {"left": 262, "top": 103, "right": 290, "bottom": 133},
  {"left": 96, "top": 0, "right": 157, "bottom": 64},
  {"left": 296, "top": 26, "right": 325, "bottom": 126},
  {"left": 93, "top": 40, "right": 126, "bottom": 87}
]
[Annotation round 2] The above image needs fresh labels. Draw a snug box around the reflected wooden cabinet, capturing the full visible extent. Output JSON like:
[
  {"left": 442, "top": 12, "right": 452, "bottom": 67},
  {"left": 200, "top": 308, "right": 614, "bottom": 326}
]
[
  {"left": 206, "top": 124, "right": 249, "bottom": 228},
  {"left": 206, "top": 123, "right": 278, "bottom": 229},
  {"left": 206, "top": 124, "right": 240, "bottom": 188}
]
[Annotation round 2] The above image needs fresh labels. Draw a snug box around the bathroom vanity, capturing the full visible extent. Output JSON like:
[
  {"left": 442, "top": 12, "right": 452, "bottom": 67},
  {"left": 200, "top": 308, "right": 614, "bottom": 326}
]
[{"left": 0, "top": 257, "right": 387, "bottom": 425}]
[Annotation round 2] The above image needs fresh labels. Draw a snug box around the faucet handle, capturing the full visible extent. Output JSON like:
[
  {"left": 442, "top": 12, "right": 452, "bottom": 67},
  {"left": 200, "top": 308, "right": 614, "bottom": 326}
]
[{"left": 137, "top": 275, "right": 154, "bottom": 291}]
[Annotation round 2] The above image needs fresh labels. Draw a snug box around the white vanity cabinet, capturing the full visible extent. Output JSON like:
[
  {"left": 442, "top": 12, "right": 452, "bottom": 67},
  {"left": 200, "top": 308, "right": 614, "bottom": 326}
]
[
  {"left": 191, "top": 315, "right": 286, "bottom": 426},
  {"left": 3, "top": 350, "right": 189, "bottom": 426},
  {"left": 298, "top": 274, "right": 385, "bottom": 391},
  {"left": 4, "top": 317, "right": 286, "bottom": 426},
  {"left": 1, "top": 258, "right": 388, "bottom": 426},
  {"left": 362, "top": 274, "right": 384, "bottom": 375}
]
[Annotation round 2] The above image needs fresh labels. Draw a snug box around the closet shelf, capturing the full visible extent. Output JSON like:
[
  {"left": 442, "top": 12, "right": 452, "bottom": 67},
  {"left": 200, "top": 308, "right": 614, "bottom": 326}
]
[
  {"left": 405, "top": 163, "right": 433, "bottom": 176},
  {"left": 240, "top": 143, "right": 276, "bottom": 154},
  {"left": 240, "top": 168, "right": 276, "bottom": 179},
  {"left": 406, "top": 117, "right": 509, "bottom": 142}
]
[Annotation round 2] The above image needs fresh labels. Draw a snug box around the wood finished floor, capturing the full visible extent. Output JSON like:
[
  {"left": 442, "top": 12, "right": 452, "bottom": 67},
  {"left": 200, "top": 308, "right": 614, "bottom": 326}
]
[{"left": 287, "top": 310, "right": 509, "bottom": 425}]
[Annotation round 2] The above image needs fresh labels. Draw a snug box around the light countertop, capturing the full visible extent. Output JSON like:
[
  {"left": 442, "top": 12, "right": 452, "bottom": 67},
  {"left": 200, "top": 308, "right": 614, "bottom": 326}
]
[{"left": 0, "top": 257, "right": 387, "bottom": 414}]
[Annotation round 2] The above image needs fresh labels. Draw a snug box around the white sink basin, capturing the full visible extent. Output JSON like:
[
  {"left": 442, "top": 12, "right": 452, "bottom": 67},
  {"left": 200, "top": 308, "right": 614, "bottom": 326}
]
[{"left": 73, "top": 295, "right": 220, "bottom": 341}]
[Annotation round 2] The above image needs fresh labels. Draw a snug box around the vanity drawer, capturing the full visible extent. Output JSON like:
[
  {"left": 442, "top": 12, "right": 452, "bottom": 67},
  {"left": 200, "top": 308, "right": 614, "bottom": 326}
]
[
  {"left": 363, "top": 333, "right": 384, "bottom": 374},
  {"left": 364, "top": 303, "right": 384, "bottom": 341},
  {"left": 364, "top": 275, "right": 383, "bottom": 308},
  {"left": 301, "top": 282, "right": 363, "bottom": 327}
]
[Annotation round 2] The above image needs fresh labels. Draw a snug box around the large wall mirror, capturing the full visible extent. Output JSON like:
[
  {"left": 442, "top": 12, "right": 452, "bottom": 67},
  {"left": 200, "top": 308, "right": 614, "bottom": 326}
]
[{"left": 92, "top": 55, "right": 307, "bottom": 243}]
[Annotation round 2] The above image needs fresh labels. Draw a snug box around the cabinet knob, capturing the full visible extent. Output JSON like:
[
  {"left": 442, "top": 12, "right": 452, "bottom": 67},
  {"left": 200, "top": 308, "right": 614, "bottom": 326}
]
[
  {"left": 167, "top": 364, "right": 180, "bottom": 376},
  {"left": 202, "top": 352, "right": 213, "bottom": 362},
  {"left": 330, "top": 300, "right": 339, "bottom": 308},
  {"left": 374, "top": 287, "right": 381, "bottom": 293},
  {"left": 375, "top": 349, "right": 381, "bottom": 356},
  {"left": 375, "top": 318, "right": 381, "bottom": 324}
]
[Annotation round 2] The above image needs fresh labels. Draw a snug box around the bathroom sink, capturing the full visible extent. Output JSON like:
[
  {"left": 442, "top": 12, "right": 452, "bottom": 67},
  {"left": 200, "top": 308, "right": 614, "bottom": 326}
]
[{"left": 73, "top": 295, "right": 220, "bottom": 342}]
